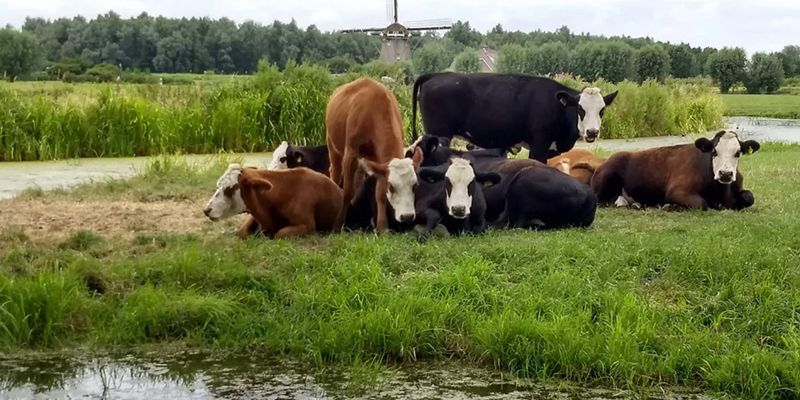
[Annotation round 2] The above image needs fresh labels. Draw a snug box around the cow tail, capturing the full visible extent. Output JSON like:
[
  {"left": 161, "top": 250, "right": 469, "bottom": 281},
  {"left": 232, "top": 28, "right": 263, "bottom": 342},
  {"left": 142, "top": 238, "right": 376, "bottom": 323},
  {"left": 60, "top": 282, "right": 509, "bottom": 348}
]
[{"left": 411, "top": 73, "right": 435, "bottom": 139}]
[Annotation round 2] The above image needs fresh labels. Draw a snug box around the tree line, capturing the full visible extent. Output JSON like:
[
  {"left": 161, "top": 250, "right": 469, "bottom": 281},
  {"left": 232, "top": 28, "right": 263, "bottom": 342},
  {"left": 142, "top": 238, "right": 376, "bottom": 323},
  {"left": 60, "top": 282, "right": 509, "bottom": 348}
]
[{"left": 0, "top": 13, "right": 798, "bottom": 93}]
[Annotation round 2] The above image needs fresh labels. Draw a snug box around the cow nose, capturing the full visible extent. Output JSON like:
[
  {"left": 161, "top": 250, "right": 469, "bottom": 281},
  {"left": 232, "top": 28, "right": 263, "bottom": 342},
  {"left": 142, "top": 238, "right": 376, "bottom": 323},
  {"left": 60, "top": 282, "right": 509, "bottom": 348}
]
[
  {"left": 203, "top": 208, "right": 212, "bottom": 217},
  {"left": 586, "top": 129, "right": 599, "bottom": 139},
  {"left": 719, "top": 171, "right": 734, "bottom": 182},
  {"left": 400, "top": 213, "right": 415, "bottom": 223},
  {"left": 450, "top": 206, "right": 468, "bottom": 218}
]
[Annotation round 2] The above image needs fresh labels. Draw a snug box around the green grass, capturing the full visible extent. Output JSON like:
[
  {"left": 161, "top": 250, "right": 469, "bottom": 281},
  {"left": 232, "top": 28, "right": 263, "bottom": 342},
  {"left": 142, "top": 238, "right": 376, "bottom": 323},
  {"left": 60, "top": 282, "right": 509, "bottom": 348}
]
[
  {"left": 722, "top": 94, "right": 800, "bottom": 119},
  {"left": 2, "top": 145, "right": 799, "bottom": 399}
]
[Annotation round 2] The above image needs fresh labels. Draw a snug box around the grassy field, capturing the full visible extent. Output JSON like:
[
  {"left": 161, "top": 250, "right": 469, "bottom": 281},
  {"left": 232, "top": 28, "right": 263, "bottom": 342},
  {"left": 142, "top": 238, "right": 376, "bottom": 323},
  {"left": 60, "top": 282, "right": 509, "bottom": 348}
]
[
  {"left": 722, "top": 94, "right": 800, "bottom": 119},
  {"left": 1, "top": 145, "right": 799, "bottom": 399}
]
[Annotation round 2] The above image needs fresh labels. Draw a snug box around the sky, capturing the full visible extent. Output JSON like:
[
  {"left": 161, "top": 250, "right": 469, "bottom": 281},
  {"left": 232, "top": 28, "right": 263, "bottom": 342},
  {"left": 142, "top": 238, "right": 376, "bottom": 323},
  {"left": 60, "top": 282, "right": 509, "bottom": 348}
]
[{"left": 0, "top": 0, "right": 796, "bottom": 54}]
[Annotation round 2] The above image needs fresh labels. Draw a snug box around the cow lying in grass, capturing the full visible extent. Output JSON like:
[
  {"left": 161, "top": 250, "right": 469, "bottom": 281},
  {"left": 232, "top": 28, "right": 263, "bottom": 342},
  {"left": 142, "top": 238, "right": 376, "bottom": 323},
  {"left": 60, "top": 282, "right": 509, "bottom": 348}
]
[
  {"left": 267, "top": 141, "right": 330, "bottom": 175},
  {"left": 547, "top": 148, "right": 606, "bottom": 185},
  {"left": 591, "top": 130, "right": 760, "bottom": 210},
  {"left": 203, "top": 164, "right": 343, "bottom": 238}
]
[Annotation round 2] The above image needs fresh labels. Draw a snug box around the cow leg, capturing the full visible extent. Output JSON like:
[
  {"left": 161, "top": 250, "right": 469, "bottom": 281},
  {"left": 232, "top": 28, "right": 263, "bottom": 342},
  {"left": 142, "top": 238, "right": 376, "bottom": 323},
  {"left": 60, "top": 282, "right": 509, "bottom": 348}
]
[
  {"left": 373, "top": 177, "right": 390, "bottom": 233},
  {"left": 414, "top": 209, "right": 442, "bottom": 238},
  {"left": 735, "top": 190, "right": 755, "bottom": 210},
  {"left": 666, "top": 190, "right": 708, "bottom": 210},
  {"left": 529, "top": 145, "right": 549, "bottom": 164},
  {"left": 236, "top": 216, "right": 261, "bottom": 239},
  {"left": 327, "top": 141, "right": 343, "bottom": 187},
  {"left": 339, "top": 149, "right": 360, "bottom": 221},
  {"left": 275, "top": 223, "right": 313, "bottom": 238}
]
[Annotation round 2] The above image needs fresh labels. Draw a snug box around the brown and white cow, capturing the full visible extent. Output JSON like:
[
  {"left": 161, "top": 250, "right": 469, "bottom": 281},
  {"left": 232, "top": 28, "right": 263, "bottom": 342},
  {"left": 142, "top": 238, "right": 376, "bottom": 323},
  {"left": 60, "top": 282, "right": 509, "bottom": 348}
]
[
  {"left": 591, "top": 130, "right": 760, "bottom": 210},
  {"left": 547, "top": 148, "right": 606, "bottom": 185},
  {"left": 325, "top": 78, "right": 406, "bottom": 233},
  {"left": 203, "top": 164, "right": 343, "bottom": 238}
]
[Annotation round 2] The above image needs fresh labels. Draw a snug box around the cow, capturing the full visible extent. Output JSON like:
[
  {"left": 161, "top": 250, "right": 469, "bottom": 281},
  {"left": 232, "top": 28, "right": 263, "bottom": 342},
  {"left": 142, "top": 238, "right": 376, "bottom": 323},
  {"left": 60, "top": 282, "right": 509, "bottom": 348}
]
[
  {"left": 326, "top": 78, "right": 406, "bottom": 233},
  {"left": 267, "top": 141, "right": 330, "bottom": 175},
  {"left": 417, "top": 144, "right": 597, "bottom": 229},
  {"left": 547, "top": 148, "right": 606, "bottom": 185},
  {"left": 412, "top": 134, "right": 511, "bottom": 168},
  {"left": 203, "top": 164, "right": 343, "bottom": 238},
  {"left": 591, "top": 130, "right": 760, "bottom": 210},
  {"left": 414, "top": 157, "right": 501, "bottom": 236},
  {"left": 411, "top": 72, "right": 618, "bottom": 163},
  {"left": 345, "top": 148, "right": 424, "bottom": 233}
]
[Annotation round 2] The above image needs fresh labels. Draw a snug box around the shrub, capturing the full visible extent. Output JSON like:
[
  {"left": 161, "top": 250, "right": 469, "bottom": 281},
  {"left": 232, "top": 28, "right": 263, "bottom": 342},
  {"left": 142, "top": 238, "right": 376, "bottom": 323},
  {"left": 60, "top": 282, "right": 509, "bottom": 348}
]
[
  {"left": 453, "top": 48, "right": 481, "bottom": 73},
  {"left": 413, "top": 42, "right": 451, "bottom": 75},
  {"left": 636, "top": 45, "right": 671, "bottom": 82},
  {"left": 529, "top": 42, "right": 570, "bottom": 75},
  {"left": 745, "top": 53, "right": 784, "bottom": 94},
  {"left": 572, "top": 41, "right": 635, "bottom": 83},
  {"left": 85, "top": 63, "right": 120, "bottom": 83},
  {"left": 496, "top": 44, "right": 530, "bottom": 74},
  {"left": 706, "top": 48, "right": 747, "bottom": 94}
]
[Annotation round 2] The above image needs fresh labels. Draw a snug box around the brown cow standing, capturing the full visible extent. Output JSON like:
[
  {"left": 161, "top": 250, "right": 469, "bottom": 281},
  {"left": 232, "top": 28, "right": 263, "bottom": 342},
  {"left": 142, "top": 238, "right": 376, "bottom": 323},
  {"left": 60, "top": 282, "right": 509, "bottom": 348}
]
[
  {"left": 548, "top": 148, "right": 606, "bottom": 185},
  {"left": 325, "top": 78, "right": 405, "bottom": 233},
  {"left": 237, "top": 167, "right": 343, "bottom": 238},
  {"left": 591, "top": 130, "right": 759, "bottom": 210}
]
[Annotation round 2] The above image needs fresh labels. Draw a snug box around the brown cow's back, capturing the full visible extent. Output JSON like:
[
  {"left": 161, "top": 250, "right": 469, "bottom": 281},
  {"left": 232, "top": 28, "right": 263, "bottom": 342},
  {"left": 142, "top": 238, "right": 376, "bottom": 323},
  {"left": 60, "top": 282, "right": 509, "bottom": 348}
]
[{"left": 548, "top": 149, "right": 606, "bottom": 185}]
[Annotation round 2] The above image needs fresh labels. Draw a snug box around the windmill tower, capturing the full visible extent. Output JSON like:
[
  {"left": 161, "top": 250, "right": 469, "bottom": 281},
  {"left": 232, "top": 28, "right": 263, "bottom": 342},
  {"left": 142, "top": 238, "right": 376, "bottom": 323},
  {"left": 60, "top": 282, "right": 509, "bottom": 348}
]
[{"left": 341, "top": 0, "right": 451, "bottom": 64}]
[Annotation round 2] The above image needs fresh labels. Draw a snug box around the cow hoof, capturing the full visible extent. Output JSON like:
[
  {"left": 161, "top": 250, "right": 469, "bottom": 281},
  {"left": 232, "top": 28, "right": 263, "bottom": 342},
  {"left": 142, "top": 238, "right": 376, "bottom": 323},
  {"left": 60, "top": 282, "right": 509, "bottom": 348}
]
[
  {"left": 614, "top": 196, "right": 629, "bottom": 208},
  {"left": 631, "top": 202, "right": 643, "bottom": 210}
]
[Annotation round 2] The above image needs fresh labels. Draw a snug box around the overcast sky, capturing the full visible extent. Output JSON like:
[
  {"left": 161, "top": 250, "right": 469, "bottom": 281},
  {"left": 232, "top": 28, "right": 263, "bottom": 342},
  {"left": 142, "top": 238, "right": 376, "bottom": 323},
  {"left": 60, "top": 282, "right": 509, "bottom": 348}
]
[{"left": 1, "top": 0, "right": 795, "bottom": 54}]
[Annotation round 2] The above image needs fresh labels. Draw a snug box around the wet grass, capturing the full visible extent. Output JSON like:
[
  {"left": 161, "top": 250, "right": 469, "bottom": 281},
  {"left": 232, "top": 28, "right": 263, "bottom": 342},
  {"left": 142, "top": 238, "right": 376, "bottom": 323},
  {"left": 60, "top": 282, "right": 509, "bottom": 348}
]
[
  {"left": 722, "top": 94, "right": 800, "bottom": 119},
  {"left": 1, "top": 144, "right": 799, "bottom": 399}
]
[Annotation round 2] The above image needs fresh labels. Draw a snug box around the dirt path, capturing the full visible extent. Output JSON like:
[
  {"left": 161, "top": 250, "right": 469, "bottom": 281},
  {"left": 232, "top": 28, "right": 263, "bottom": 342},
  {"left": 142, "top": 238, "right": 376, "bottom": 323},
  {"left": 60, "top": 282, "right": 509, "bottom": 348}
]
[{"left": 0, "top": 198, "right": 249, "bottom": 240}]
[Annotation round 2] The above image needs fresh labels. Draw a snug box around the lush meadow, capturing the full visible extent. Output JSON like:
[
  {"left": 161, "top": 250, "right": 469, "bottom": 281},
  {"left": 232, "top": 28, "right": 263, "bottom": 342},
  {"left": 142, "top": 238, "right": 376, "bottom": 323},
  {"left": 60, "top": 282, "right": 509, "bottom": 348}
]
[
  {"left": 721, "top": 93, "right": 800, "bottom": 119},
  {"left": 0, "top": 65, "right": 725, "bottom": 162},
  {"left": 1, "top": 144, "right": 799, "bottom": 399}
]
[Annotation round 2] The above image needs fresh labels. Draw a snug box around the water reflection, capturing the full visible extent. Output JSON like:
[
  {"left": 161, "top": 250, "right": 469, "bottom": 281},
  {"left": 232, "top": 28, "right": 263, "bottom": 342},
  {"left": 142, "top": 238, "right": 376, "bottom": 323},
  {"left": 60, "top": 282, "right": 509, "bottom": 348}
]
[{"left": 0, "top": 351, "right": 711, "bottom": 399}]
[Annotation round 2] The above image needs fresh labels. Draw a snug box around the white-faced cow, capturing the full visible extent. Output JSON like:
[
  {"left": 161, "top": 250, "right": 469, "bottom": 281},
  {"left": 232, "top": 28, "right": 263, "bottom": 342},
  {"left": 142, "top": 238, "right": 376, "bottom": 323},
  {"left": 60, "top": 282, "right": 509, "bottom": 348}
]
[
  {"left": 267, "top": 141, "right": 330, "bottom": 175},
  {"left": 411, "top": 72, "right": 618, "bottom": 163},
  {"left": 591, "top": 130, "right": 760, "bottom": 210}
]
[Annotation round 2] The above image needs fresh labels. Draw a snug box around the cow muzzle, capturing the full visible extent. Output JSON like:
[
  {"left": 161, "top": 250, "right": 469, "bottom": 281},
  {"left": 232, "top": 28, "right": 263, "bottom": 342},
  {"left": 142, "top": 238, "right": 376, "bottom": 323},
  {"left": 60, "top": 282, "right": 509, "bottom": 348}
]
[
  {"left": 450, "top": 206, "right": 469, "bottom": 219},
  {"left": 585, "top": 129, "right": 599, "bottom": 143},
  {"left": 399, "top": 213, "right": 416, "bottom": 224},
  {"left": 718, "top": 170, "right": 734, "bottom": 184}
]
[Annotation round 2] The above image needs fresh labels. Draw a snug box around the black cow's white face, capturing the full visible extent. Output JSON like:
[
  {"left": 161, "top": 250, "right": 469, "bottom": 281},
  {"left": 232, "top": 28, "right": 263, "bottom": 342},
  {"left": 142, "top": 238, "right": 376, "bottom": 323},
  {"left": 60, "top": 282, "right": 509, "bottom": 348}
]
[
  {"left": 557, "top": 88, "right": 618, "bottom": 143},
  {"left": 386, "top": 158, "right": 419, "bottom": 222},
  {"left": 695, "top": 130, "right": 760, "bottom": 184},
  {"left": 419, "top": 158, "right": 501, "bottom": 219},
  {"left": 267, "top": 141, "right": 289, "bottom": 170}
]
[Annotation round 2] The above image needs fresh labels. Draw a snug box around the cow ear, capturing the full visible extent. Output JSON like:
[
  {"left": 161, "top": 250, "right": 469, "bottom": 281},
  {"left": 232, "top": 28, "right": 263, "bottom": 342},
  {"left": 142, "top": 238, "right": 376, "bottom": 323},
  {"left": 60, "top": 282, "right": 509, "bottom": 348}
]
[
  {"left": 418, "top": 168, "right": 445, "bottom": 183},
  {"left": 411, "top": 147, "right": 424, "bottom": 170},
  {"left": 603, "top": 91, "right": 619, "bottom": 106},
  {"left": 359, "top": 158, "right": 388, "bottom": 177},
  {"left": 695, "top": 138, "right": 714, "bottom": 153},
  {"left": 740, "top": 140, "right": 760, "bottom": 155},
  {"left": 556, "top": 91, "right": 578, "bottom": 107},
  {"left": 250, "top": 178, "right": 273, "bottom": 191},
  {"left": 420, "top": 135, "right": 440, "bottom": 155},
  {"left": 475, "top": 172, "right": 501, "bottom": 187}
]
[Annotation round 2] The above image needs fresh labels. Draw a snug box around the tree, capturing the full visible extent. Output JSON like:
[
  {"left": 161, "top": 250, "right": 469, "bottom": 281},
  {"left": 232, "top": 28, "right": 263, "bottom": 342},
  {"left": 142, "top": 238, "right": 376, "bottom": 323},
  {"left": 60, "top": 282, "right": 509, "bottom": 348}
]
[
  {"left": 445, "top": 21, "right": 482, "bottom": 49},
  {"left": 413, "top": 41, "right": 450, "bottom": 74},
  {"left": 453, "top": 48, "right": 481, "bottom": 72},
  {"left": 572, "top": 41, "right": 635, "bottom": 82},
  {"left": 528, "top": 42, "right": 569, "bottom": 75},
  {"left": 0, "top": 28, "right": 42, "bottom": 80},
  {"left": 746, "top": 53, "right": 784, "bottom": 94},
  {"left": 668, "top": 44, "right": 698, "bottom": 78},
  {"left": 706, "top": 47, "right": 747, "bottom": 93},
  {"left": 636, "top": 44, "right": 671, "bottom": 82},
  {"left": 496, "top": 44, "right": 529, "bottom": 73},
  {"left": 778, "top": 45, "right": 799, "bottom": 77}
]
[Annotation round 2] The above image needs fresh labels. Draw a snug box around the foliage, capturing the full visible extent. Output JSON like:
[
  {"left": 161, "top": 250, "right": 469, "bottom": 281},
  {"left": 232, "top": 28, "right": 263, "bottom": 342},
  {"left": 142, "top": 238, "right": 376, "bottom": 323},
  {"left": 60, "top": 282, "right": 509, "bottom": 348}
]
[
  {"left": 413, "top": 41, "right": 452, "bottom": 75},
  {"left": 496, "top": 44, "right": 529, "bottom": 74},
  {"left": 571, "top": 41, "right": 636, "bottom": 83},
  {"left": 444, "top": 21, "right": 482, "bottom": 49},
  {"left": 2, "top": 145, "right": 800, "bottom": 400},
  {"left": 528, "top": 42, "right": 570, "bottom": 75},
  {"left": 0, "top": 28, "right": 42, "bottom": 81},
  {"left": 85, "top": 63, "right": 120, "bottom": 83},
  {"left": 706, "top": 47, "right": 747, "bottom": 94},
  {"left": 668, "top": 44, "right": 698, "bottom": 78},
  {"left": 778, "top": 45, "right": 800, "bottom": 77},
  {"left": 746, "top": 53, "right": 785, "bottom": 94},
  {"left": 452, "top": 48, "right": 481, "bottom": 73},
  {"left": 636, "top": 44, "right": 671, "bottom": 82}
]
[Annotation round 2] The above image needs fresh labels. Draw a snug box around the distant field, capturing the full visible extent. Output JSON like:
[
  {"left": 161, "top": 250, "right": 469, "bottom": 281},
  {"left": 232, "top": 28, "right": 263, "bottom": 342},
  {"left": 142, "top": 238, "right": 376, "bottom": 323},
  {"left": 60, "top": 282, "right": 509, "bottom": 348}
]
[{"left": 721, "top": 94, "right": 800, "bottom": 119}]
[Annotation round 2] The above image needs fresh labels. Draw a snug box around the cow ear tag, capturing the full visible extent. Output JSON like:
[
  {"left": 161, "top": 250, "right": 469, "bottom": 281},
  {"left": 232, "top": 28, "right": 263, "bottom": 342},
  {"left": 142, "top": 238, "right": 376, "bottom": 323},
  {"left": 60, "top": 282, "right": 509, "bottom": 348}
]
[
  {"left": 482, "top": 181, "right": 494, "bottom": 188},
  {"left": 747, "top": 147, "right": 753, "bottom": 155}
]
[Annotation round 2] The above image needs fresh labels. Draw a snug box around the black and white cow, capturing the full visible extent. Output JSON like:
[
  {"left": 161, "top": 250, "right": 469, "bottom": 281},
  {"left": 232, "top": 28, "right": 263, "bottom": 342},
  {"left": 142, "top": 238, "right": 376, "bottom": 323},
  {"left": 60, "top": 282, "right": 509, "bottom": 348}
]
[
  {"left": 414, "top": 157, "right": 501, "bottom": 236},
  {"left": 267, "top": 141, "right": 330, "bottom": 175},
  {"left": 411, "top": 72, "right": 618, "bottom": 163}
]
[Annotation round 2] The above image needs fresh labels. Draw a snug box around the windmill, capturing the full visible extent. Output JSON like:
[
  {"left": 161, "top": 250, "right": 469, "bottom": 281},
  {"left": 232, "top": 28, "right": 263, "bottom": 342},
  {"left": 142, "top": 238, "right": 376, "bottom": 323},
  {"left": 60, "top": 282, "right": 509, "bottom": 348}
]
[{"left": 341, "top": 0, "right": 452, "bottom": 64}]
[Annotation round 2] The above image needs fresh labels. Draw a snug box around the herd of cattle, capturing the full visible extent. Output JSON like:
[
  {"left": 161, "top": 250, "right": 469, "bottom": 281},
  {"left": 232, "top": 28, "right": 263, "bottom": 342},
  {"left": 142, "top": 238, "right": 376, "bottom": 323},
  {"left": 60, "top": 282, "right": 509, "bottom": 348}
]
[{"left": 203, "top": 72, "right": 760, "bottom": 238}]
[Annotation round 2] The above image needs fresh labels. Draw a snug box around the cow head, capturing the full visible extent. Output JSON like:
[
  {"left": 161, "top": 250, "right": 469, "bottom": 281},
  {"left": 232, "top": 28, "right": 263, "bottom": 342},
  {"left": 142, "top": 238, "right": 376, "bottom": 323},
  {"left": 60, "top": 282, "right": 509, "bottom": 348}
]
[
  {"left": 419, "top": 158, "right": 501, "bottom": 219},
  {"left": 556, "top": 87, "right": 618, "bottom": 143},
  {"left": 204, "top": 164, "right": 248, "bottom": 221},
  {"left": 359, "top": 148, "right": 424, "bottom": 224},
  {"left": 267, "top": 141, "right": 290, "bottom": 170},
  {"left": 695, "top": 130, "right": 760, "bottom": 184}
]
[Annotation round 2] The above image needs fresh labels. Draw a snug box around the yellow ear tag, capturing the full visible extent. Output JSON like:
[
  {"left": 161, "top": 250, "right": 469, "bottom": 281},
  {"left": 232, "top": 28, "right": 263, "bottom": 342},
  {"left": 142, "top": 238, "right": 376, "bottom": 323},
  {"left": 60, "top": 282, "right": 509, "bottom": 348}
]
[
  {"left": 483, "top": 181, "right": 494, "bottom": 188},
  {"left": 747, "top": 148, "right": 753, "bottom": 155}
]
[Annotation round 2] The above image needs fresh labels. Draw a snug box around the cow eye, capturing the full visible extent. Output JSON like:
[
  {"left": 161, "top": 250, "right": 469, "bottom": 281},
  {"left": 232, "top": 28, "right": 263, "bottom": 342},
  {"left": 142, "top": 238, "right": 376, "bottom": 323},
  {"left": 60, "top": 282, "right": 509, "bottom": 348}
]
[
  {"left": 599, "top": 108, "right": 605, "bottom": 117},
  {"left": 388, "top": 185, "right": 395, "bottom": 194},
  {"left": 279, "top": 157, "right": 287, "bottom": 163},
  {"left": 577, "top": 106, "right": 586, "bottom": 119},
  {"left": 712, "top": 150, "right": 718, "bottom": 157},
  {"left": 735, "top": 151, "right": 741, "bottom": 158},
  {"left": 445, "top": 180, "right": 453, "bottom": 193}
]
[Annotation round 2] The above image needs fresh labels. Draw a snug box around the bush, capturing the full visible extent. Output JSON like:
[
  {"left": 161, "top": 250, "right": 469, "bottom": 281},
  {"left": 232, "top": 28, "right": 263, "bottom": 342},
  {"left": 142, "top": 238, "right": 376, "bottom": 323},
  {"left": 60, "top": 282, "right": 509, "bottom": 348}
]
[
  {"left": 325, "top": 57, "right": 355, "bottom": 74},
  {"left": 746, "top": 53, "right": 784, "bottom": 94},
  {"left": 85, "top": 63, "right": 120, "bottom": 83},
  {"left": 453, "top": 48, "right": 481, "bottom": 73},
  {"left": 0, "top": 28, "right": 42, "bottom": 81},
  {"left": 706, "top": 48, "right": 747, "bottom": 94},
  {"left": 668, "top": 44, "right": 698, "bottom": 78},
  {"left": 496, "top": 44, "right": 530, "bottom": 74},
  {"left": 636, "top": 45, "right": 671, "bottom": 82},
  {"left": 571, "top": 41, "right": 635, "bottom": 83},
  {"left": 413, "top": 42, "right": 451, "bottom": 75}
]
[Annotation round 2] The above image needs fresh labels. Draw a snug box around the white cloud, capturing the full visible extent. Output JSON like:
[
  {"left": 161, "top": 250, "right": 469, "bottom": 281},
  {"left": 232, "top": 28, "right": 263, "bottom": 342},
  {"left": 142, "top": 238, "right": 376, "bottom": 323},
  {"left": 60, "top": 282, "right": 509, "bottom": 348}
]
[{"left": 0, "top": 0, "right": 795, "bottom": 53}]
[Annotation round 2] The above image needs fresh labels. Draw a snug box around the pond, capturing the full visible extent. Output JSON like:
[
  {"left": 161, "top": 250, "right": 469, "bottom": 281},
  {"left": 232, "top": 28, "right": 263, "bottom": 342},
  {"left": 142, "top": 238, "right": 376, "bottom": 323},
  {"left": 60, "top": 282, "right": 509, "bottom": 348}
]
[{"left": 0, "top": 350, "right": 712, "bottom": 399}]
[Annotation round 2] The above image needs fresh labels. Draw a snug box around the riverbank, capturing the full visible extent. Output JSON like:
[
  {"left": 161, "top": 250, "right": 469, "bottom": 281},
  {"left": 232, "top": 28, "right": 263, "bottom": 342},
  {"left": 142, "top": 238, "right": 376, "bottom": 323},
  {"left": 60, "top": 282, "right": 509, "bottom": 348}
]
[{"left": 1, "top": 143, "right": 799, "bottom": 399}]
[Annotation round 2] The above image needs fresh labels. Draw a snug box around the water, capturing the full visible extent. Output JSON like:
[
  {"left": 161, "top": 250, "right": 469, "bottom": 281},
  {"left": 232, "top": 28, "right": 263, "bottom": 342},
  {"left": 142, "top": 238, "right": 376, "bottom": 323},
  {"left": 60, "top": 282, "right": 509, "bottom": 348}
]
[
  {"left": 0, "top": 351, "right": 711, "bottom": 399},
  {"left": 0, "top": 117, "right": 798, "bottom": 200}
]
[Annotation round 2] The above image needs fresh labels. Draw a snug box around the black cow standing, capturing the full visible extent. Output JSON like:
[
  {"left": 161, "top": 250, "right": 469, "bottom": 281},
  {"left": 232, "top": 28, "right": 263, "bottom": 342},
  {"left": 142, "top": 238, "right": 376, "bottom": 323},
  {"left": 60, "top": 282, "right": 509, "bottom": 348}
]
[{"left": 411, "top": 72, "right": 618, "bottom": 163}]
